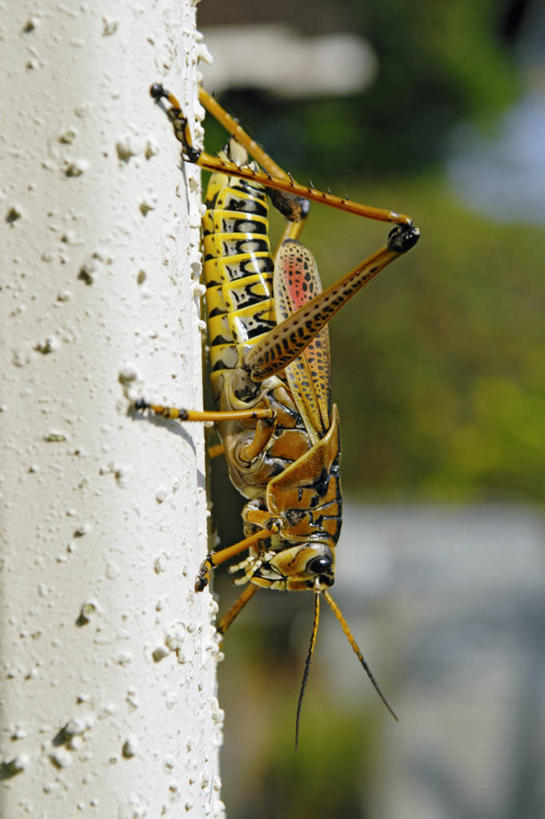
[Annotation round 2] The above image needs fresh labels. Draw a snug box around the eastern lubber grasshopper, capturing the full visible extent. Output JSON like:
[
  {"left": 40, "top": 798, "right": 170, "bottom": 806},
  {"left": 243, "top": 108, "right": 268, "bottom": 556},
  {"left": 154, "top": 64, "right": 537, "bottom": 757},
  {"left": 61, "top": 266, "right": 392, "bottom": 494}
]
[{"left": 137, "top": 82, "right": 420, "bottom": 745}]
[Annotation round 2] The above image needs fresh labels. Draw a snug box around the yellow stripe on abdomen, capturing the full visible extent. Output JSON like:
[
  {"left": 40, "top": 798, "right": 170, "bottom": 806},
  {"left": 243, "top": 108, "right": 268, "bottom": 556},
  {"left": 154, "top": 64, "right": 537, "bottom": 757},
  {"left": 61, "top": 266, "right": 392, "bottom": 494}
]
[{"left": 203, "top": 177, "right": 277, "bottom": 385}]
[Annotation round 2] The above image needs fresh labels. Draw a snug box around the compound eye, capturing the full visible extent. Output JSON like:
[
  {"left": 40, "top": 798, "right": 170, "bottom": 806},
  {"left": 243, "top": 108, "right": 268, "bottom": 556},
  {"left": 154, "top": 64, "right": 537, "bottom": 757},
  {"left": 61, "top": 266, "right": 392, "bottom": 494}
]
[{"left": 306, "top": 555, "right": 333, "bottom": 575}]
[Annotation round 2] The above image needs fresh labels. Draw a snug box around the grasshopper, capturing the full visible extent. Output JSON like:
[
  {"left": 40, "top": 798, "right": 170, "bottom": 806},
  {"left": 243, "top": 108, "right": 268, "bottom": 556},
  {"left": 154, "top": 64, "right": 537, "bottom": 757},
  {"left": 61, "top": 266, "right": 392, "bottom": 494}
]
[{"left": 137, "top": 83, "right": 420, "bottom": 744}]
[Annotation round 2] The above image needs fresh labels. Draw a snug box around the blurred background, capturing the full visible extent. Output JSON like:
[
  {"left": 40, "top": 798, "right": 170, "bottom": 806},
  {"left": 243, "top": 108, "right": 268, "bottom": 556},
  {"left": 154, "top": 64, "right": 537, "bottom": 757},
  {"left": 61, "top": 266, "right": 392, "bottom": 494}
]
[{"left": 197, "top": 1, "right": 545, "bottom": 817}]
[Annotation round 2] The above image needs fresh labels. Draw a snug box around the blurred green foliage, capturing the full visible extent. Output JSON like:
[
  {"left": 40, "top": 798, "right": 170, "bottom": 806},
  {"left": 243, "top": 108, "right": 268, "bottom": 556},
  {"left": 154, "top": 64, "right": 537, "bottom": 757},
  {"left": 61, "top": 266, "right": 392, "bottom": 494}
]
[{"left": 349, "top": 0, "right": 520, "bottom": 172}]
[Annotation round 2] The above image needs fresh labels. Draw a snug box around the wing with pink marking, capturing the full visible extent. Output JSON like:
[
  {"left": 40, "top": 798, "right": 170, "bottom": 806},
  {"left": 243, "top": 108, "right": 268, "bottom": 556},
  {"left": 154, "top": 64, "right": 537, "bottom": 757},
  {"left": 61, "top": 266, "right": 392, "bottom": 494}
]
[{"left": 273, "top": 239, "right": 331, "bottom": 439}]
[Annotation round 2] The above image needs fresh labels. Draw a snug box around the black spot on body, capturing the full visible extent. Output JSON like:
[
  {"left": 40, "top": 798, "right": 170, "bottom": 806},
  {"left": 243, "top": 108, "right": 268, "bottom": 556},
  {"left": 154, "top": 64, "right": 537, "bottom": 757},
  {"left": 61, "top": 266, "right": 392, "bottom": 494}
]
[
  {"left": 314, "top": 468, "right": 330, "bottom": 497},
  {"left": 210, "top": 334, "right": 231, "bottom": 346}
]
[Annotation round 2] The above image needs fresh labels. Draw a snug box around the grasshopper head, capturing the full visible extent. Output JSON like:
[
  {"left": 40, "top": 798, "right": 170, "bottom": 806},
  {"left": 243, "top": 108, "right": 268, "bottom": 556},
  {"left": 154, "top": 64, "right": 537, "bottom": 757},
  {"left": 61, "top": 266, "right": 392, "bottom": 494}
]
[{"left": 266, "top": 543, "right": 335, "bottom": 591}]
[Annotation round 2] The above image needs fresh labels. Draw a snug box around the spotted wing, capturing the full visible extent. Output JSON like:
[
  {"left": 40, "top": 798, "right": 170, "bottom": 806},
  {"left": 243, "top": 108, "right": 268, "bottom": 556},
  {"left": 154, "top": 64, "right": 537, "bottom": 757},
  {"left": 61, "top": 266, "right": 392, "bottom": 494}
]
[{"left": 273, "top": 239, "right": 331, "bottom": 440}]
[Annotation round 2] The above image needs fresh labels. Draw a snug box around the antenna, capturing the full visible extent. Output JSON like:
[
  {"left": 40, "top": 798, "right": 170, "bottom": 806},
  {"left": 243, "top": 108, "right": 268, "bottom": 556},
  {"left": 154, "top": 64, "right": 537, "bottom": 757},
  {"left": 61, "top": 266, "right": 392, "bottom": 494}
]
[
  {"left": 323, "top": 590, "right": 399, "bottom": 722},
  {"left": 295, "top": 591, "right": 321, "bottom": 749}
]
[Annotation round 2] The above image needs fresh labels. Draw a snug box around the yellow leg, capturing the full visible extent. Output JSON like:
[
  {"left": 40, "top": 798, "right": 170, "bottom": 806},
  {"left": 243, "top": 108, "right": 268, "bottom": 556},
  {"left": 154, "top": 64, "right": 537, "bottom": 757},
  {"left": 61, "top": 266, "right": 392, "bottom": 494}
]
[
  {"left": 195, "top": 528, "right": 277, "bottom": 592},
  {"left": 152, "top": 83, "right": 289, "bottom": 182},
  {"left": 134, "top": 398, "right": 274, "bottom": 424},
  {"left": 217, "top": 584, "right": 259, "bottom": 635},
  {"left": 207, "top": 442, "right": 225, "bottom": 459},
  {"left": 238, "top": 419, "right": 276, "bottom": 462},
  {"left": 150, "top": 83, "right": 413, "bottom": 228},
  {"left": 242, "top": 505, "right": 278, "bottom": 529},
  {"left": 199, "top": 88, "right": 290, "bottom": 182},
  {"left": 136, "top": 399, "right": 277, "bottom": 466},
  {"left": 195, "top": 150, "right": 413, "bottom": 227},
  {"left": 273, "top": 212, "right": 309, "bottom": 260}
]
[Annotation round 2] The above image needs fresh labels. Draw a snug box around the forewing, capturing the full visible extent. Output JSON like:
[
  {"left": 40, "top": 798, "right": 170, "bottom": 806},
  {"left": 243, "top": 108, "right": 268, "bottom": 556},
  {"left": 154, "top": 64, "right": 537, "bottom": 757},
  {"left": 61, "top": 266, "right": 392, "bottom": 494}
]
[{"left": 274, "top": 240, "right": 331, "bottom": 438}]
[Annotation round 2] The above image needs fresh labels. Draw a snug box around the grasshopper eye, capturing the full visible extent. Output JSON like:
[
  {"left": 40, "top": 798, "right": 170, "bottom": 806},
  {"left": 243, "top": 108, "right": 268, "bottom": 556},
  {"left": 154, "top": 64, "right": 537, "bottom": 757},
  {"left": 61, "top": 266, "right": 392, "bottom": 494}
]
[{"left": 307, "top": 554, "right": 332, "bottom": 575}]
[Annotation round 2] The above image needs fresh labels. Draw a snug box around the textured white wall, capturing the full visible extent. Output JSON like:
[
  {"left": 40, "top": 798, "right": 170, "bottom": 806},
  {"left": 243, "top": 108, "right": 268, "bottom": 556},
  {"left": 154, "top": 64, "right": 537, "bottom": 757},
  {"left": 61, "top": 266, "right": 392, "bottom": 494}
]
[{"left": 0, "top": 1, "right": 224, "bottom": 815}]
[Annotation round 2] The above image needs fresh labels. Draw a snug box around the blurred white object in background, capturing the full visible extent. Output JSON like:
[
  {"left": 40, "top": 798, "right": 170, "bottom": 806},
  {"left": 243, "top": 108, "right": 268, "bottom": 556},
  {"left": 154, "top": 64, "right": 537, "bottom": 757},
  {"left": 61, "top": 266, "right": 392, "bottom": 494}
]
[
  {"left": 330, "top": 503, "right": 545, "bottom": 819},
  {"left": 200, "top": 24, "right": 376, "bottom": 97}
]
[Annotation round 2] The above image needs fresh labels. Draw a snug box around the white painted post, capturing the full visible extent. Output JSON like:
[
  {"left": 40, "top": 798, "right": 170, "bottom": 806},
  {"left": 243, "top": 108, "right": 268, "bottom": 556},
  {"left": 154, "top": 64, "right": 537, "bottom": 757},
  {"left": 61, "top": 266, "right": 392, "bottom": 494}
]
[{"left": 0, "top": 1, "right": 224, "bottom": 816}]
